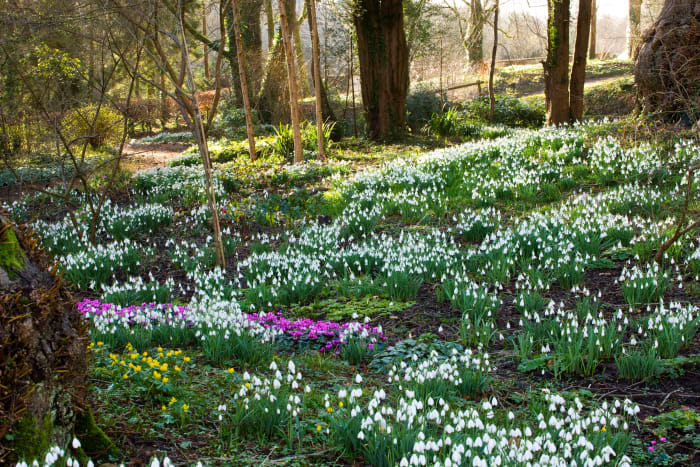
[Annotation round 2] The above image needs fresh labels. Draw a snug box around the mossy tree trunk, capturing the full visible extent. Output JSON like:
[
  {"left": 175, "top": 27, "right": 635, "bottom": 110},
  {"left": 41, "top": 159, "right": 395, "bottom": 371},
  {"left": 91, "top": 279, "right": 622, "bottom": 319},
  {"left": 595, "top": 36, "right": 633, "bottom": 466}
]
[
  {"left": 543, "top": 0, "right": 571, "bottom": 125},
  {"left": 353, "top": 0, "right": 409, "bottom": 139},
  {"left": 0, "top": 216, "right": 89, "bottom": 463},
  {"left": 467, "top": 0, "right": 485, "bottom": 65}
]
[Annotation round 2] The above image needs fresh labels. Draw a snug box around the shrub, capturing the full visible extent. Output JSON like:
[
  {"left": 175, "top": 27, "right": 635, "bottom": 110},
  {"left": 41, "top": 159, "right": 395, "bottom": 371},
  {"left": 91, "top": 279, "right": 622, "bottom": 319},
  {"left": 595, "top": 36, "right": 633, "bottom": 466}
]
[
  {"left": 406, "top": 85, "right": 444, "bottom": 132},
  {"left": 463, "top": 95, "right": 544, "bottom": 128},
  {"left": 61, "top": 104, "right": 123, "bottom": 149}
]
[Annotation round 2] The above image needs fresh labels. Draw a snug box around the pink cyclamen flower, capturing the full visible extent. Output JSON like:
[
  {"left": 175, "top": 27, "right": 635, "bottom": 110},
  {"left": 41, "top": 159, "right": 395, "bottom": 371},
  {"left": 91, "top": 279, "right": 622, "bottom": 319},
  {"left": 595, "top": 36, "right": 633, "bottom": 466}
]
[
  {"left": 651, "top": 441, "right": 656, "bottom": 445},
  {"left": 648, "top": 447, "right": 654, "bottom": 452},
  {"left": 660, "top": 437, "right": 666, "bottom": 442}
]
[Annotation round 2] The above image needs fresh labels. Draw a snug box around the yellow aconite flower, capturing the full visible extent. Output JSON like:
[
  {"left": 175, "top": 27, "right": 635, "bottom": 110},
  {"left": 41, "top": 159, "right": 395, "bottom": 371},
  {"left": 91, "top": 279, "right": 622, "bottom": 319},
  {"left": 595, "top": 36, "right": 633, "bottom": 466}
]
[
  {"left": 142, "top": 351, "right": 147, "bottom": 356},
  {"left": 339, "top": 401, "right": 344, "bottom": 408},
  {"left": 182, "top": 404, "right": 189, "bottom": 413},
  {"left": 316, "top": 425, "right": 322, "bottom": 432},
  {"left": 153, "top": 371, "right": 161, "bottom": 380},
  {"left": 135, "top": 366, "right": 142, "bottom": 372},
  {"left": 162, "top": 405, "right": 166, "bottom": 411},
  {"left": 162, "top": 377, "right": 169, "bottom": 384},
  {"left": 183, "top": 356, "right": 190, "bottom": 362},
  {"left": 227, "top": 368, "right": 235, "bottom": 374},
  {"left": 157, "top": 347, "right": 163, "bottom": 352},
  {"left": 169, "top": 397, "right": 177, "bottom": 405},
  {"left": 130, "top": 354, "right": 137, "bottom": 360},
  {"left": 160, "top": 363, "right": 168, "bottom": 372},
  {"left": 174, "top": 366, "right": 181, "bottom": 373},
  {"left": 97, "top": 341, "right": 104, "bottom": 346},
  {"left": 123, "top": 374, "right": 128, "bottom": 380},
  {"left": 245, "top": 382, "right": 250, "bottom": 388},
  {"left": 327, "top": 407, "right": 333, "bottom": 413}
]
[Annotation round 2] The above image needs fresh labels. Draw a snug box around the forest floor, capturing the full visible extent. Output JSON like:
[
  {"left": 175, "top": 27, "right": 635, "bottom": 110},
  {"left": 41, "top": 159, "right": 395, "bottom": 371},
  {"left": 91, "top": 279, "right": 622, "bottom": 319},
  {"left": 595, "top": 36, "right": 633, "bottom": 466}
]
[{"left": 7, "top": 116, "right": 700, "bottom": 466}]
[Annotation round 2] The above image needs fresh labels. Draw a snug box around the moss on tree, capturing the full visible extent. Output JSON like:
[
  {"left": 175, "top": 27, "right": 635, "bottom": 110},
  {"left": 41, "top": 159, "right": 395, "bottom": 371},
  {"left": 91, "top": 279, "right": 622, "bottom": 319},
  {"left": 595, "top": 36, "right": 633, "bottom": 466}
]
[
  {"left": 75, "top": 409, "right": 119, "bottom": 459},
  {"left": 0, "top": 224, "right": 25, "bottom": 277},
  {"left": 6, "top": 415, "right": 52, "bottom": 463}
]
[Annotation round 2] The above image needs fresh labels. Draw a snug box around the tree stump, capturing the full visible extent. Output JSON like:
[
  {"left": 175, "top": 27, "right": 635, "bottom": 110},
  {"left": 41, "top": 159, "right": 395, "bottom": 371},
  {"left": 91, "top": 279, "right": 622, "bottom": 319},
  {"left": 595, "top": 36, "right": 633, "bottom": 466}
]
[{"left": 0, "top": 214, "right": 89, "bottom": 463}]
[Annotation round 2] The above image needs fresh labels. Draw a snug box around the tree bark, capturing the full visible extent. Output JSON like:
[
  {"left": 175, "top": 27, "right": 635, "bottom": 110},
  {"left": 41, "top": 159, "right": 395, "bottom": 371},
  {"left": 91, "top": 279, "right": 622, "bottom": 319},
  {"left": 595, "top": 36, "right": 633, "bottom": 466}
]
[
  {"left": 589, "top": 0, "right": 597, "bottom": 59},
  {"left": 570, "top": 0, "right": 592, "bottom": 122},
  {"left": 232, "top": 0, "right": 258, "bottom": 160},
  {"left": 544, "top": 0, "right": 571, "bottom": 125},
  {"left": 278, "top": 0, "right": 303, "bottom": 163},
  {"left": 353, "top": 0, "right": 409, "bottom": 139},
  {"left": 634, "top": 0, "right": 700, "bottom": 118},
  {"left": 489, "top": 0, "right": 499, "bottom": 122},
  {"left": 0, "top": 219, "right": 89, "bottom": 463},
  {"left": 628, "top": 0, "right": 643, "bottom": 58},
  {"left": 307, "top": 0, "right": 325, "bottom": 158}
]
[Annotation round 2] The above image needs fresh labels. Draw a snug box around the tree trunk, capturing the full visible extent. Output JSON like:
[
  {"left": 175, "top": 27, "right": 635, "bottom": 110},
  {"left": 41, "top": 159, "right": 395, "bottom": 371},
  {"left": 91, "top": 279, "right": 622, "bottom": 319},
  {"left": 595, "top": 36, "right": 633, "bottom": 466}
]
[
  {"left": 232, "top": 0, "right": 258, "bottom": 160},
  {"left": 0, "top": 218, "right": 90, "bottom": 463},
  {"left": 307, "top": 0, "right": 325, "bottom": 158},
  {"left": 589, "top": 0, "right": 597, "bottom": 59},
  {"left": 570, "top": 0, "right": 592, "bottom": 122},
  {"left": 628, "top": 0, "right": 643, "bottom": 58},
  {"left": 544, "top": 0, "right": 571, "bottom": 125},
  {"left": 264, "top": 0, "right": 275, "bottom": 48},
  {"left": 489, "top": 0, "right": 499, "bottom": 122},
  {"left": 225, "top": 0, "right": 263, "bottom": 106},
  {"left": 257, "top": 26, "right": 291, "bottom": 123},
  {"left": 293, "top": 12, "right": 311, "bottom": 97},
  {"left": 353, "top": 0, "right": 409, "bottom": 139},
  {"left": 304, "top": 0, "right": 337, "bottom": 126},
  {"left": 468, "top": 0, "right": 485, "bottom": 65},
  {"left": 635, "top": 0, "right": 700, "bottom": 118},
  {"left": 203, "top": 1, "right": 209, "bottom": 79},
  {"left": 279, "top": 0, "right": 303, "bottom": 162}
]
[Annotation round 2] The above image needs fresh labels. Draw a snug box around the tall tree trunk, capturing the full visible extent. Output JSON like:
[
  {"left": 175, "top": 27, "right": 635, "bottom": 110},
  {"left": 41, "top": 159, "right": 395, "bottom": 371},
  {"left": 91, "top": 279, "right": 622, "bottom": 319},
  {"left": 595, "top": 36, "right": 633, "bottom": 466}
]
[
  {"left": 628, "top": 0, "right": 643, "bottom": 58},
  {"left": 544, "top": 0, "right": 571, "bottom": 125},
  {"left": 307, "top": 0, "right": 325, "bottom": 158},
  {"left": 203, "top": 1, "right": 209, "bottom": 79},
  {"left": 232, "top": 0, "right": 257, "bottom": 160},
  {"left": 293, "top": 11, "right": 311, "bottom": 97},
  {"left": 279, "top": 0, "right": 303, "bottom": 162},
  {"left": 589, "top": 0, "right": 597, "bottom": 59},
  {"left": 264, "top": 0, "right": 275, "bottom": 48},
  {"left": 467, "top": 0, "right": 484, "bottom": 65},
  {"left": 353, "top": 0, "right": 409, "bottom": 139},
  {"left": 489, "top": 0, "right": 499, "bottom": 122},
  {"left": 570, "top": 0, "right": 592, "bottom": 122},
  {"left": 304, "top": 0, "right": 337, "bottom": 124},
  {"left": 225, "top": 0, "right": 263, "bottom": 106},
  {"left": 635, "top": 0, "right": 700, "bottom": 118}
]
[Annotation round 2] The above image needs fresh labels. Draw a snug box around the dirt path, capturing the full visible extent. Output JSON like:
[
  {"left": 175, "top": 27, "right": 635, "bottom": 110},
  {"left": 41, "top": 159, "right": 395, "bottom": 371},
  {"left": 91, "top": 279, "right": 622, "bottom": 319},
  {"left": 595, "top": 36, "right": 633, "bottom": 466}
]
[
  {"left": 122, "top": 142, "right": 190, "bottom": 172},
  {"left": 521, "top": 75, "right": 629, "bottom": 99}
]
